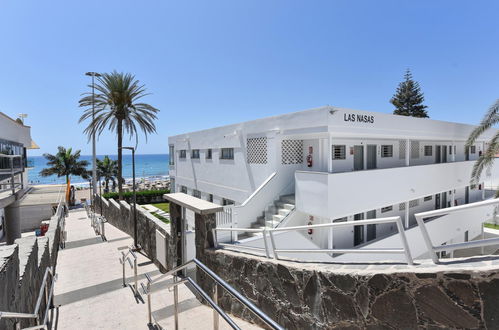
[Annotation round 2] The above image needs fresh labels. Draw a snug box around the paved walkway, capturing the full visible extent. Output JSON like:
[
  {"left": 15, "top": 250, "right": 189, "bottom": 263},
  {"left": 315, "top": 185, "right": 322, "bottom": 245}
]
[{"left": 53, "top": 207, "right": 260, "bottom": 330}]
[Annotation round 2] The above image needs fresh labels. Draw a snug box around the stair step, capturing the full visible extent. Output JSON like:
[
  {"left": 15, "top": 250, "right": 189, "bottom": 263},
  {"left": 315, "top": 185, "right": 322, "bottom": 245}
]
[
  {"left": 275, "top": 202, "right": 294, "bottom": 210},
  {"left": 278, "top": 209, "right": 291, "bottom": 216},
  {"left": 272, "top": 214, "right": 285, "bottom": 222},
  {"left": 279, "top": 194, "right": 295, "bottom": 204},
  {"left": 265, "top": 220, "right": 280, "bottom": 228}
]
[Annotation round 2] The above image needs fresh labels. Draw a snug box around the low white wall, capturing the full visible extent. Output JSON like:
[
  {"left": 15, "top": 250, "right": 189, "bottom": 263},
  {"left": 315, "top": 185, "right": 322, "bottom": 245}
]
[
  {"left": 333, "top": 201, "right": 496, "bottom": 263},
  {"left": 296, "top": 160, "right": 489, "bottom": 219}
]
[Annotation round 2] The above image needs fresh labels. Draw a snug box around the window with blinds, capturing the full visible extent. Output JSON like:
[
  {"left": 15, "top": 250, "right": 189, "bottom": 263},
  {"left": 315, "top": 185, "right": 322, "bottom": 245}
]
[
  {"left": 332, "top": 145, "right": 346, "bottom": 160},
  {"left": 381, "top": 145, "right": 393, "bottom": 158}
]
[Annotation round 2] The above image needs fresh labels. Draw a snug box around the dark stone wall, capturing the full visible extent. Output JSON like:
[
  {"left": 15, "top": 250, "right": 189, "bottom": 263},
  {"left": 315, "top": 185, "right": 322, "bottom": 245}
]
[
  {"left": 0, "top": 206, "right": 63, "bottom": 329},
  {"left": 94, "top": 195, "right": 174, "bottom": 272},
  {"left": 202, "top": 250, "right": 499, "bottom": 329}
]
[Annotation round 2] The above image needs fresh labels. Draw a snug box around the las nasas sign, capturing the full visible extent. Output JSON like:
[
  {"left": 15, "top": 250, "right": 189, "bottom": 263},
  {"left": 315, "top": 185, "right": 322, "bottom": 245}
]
[{"left": 344, "top": 113, "right": 375, "bottom": 124}]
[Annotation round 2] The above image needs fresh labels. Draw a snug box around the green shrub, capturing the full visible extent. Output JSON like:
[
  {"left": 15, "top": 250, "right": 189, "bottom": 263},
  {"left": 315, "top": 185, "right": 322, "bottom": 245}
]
[{"left": 103, "top": 189, "right": 170, "bottom": 202}]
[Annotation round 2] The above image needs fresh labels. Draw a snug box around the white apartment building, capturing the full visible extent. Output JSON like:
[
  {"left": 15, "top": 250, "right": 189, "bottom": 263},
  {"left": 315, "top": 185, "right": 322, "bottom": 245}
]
[
  {"left": 0, "top": 112, "right": 35, "bottom": 242},
  {"left": 168, "top": 106, "right": 497, "bottom": 258}
]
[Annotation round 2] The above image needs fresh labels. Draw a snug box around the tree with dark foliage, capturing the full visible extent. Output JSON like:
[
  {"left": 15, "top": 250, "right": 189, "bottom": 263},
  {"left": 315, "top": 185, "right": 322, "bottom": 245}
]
[{"left": 390, "top": 69, "right": 429, "bottom": 118}]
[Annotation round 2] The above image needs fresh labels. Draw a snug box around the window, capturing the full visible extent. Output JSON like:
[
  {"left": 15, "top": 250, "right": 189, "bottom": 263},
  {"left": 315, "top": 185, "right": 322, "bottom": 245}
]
[
  {"left": 381, "top": 206, "right": 393, "bottom": 213},
  {"left": 381, "top": 145, "right": 393, "bottom": 158},
  {"left": 332, "top": 145, "right": 346, "bottom": 160},
  {"left": 222, "top": 198, "right": 234, "bottom": 206},
  {"left": 247, "top": 137, "right": 267, "bottom": 164},
  {"left": 399, "top": 203, "right": 406, "bottom": 211},
  {"left": 208, "top": 194, "right": 213, "bottom": 202},
  {"left": 424, "top": 196, "right": 433, "bottom": 202},
  {"left": 409, "top": 199, "right": 419, "bottom": 208},
  {"left": 179, "top": 150, "right": 186, "bottom": 159},
  {"left": 169, "top": 145, "right": 175, "bottom": 165},
  {"left": 399, "top": 140, "right": 406, "bottom": 160},
  {"left": 191, "top": 149, "right": 200, "bottom": 159},
  {"left": 333, "top": 217, "right": 347, "bottom": 223},
  {"left": 470, "top": 145, "right": 476, "bottom": 154},
  {"left": 180, "top": 186, "right": 187, "bottom": 193},
  {"left": 449, "top": 146, "right": 452, "bottom": 155},
  {"left": 411, "top": 141, "right": 420, "bottom": 159},
  {"left": 206, "top": 149, "right": 212, "bottom": 160},
  {"left": 193, "top": 190, "right": 201, "bottom": 198},
  {"left": 281, "top": 140, "right": 303, "bottom": 164},
  {"left": 220, "top": 148, "right": 234, "bottom": 160},
  {"left": 424, "top": 145, "right": 433, "bottom": 157}
]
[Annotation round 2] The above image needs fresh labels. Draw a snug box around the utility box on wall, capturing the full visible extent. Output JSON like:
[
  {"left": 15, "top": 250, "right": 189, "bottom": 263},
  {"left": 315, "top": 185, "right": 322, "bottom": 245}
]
[{"left": 155, "top": 229, "right": 168, "bottom": 269}]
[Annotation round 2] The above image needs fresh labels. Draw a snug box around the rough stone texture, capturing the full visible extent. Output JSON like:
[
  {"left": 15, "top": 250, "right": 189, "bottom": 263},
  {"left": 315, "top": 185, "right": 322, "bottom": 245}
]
[
  {"left": 94, "top": 195, "right": 174, "bottom": 272},
  {"left": 201, "top": 249, "right": 499, "bottom": 330},
  {"left": 0, "top": 204, "right": 63, "bottom": 329}
]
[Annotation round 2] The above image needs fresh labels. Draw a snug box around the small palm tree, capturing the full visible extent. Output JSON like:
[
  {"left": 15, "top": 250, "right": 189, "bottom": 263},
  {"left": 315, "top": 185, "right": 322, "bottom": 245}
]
[
  {"left": 97, "top": 156, "right": 118, "bottom": 193},
  {"left": 466, "top": 99, "right": 499, "bottom": 195},
  {"left": 40, "top": 146, "right": 89, "bottom": 184},
  {"left": 79, "top": 71, "right": 159, "bottom": 200}
]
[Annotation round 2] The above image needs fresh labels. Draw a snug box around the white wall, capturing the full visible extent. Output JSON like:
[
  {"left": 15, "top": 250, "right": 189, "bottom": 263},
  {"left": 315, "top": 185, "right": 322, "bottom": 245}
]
[
  {"left": 333, "top": 201, "right": 495, "bottom": 263},
  {"left": 296, "top": 161, "right": 489, "bottom": 220}
]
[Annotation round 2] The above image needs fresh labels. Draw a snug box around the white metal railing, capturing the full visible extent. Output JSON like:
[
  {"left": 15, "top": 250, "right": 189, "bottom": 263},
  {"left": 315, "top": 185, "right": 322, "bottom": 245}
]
[
  {"left": 415, "top": 198, "right": 499, "bottom": 263},
  {"left": 0, "top": 266, "right": 57, "bottom": 330},
  {"left": 119, "top": 246, "right": 140, "bottom": 297},
  {"left": 215, "top": 216, "right": 414, "bottom": 264},
  {"left": 140, "top": 258, "right": 283, "bottom": 330},
  {"left": 215, "top": 206, "right": 235, "bottom": 242}
]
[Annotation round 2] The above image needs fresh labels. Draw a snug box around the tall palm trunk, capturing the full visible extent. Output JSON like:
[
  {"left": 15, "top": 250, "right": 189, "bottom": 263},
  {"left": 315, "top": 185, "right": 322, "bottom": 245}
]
[{"left": 117, "top": 119, "right": 123, "bottom": 200}]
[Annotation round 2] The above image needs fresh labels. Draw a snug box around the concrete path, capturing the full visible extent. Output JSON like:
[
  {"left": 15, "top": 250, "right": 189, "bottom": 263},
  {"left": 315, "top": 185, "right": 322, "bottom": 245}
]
[{"left": 53, "top": 207, "right": 261, "bottom": 330}]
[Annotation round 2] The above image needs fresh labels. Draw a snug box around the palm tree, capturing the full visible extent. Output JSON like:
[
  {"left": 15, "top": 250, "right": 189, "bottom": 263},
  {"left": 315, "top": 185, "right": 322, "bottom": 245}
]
[
  {"left": 79, "top": 71, "right": 159, "bottom": 200},
  {"left": 466, "top": 99, "right": 499, "bottom": 195},
  {"left": 40, "top": 146, "right": 89, "bottom": 184},
  {"left": 97, "top": 156, "right": 118, "bottom": 193}
]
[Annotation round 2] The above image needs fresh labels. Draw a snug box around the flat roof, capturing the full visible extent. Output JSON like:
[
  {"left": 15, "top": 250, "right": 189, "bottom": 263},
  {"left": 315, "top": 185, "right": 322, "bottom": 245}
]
[
  {"left": 19, "top": 185, "right": 64, "bottom": 206},
  {"left": 163, "top": 193, "right": 223, "bottom": 214}
]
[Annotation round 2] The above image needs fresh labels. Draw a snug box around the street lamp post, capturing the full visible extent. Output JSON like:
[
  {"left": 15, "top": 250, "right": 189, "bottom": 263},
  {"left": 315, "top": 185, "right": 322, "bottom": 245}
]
[
  {"left": 120, "top": 146, "right": 138, "bottom": 250},
  {"left": 85, "top": 72, "right": 101, "bottom": 203}
]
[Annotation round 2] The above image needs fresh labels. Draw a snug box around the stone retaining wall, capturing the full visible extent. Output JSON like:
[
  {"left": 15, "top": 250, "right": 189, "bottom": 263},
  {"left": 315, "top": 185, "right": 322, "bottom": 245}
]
[
  {"left": 202, "top": 249, "right": 499, "bottom": 329},
  {"left": 93, "top": 195, "right": 174, "bottom": 272},
  {"left": 0, "top": 205, "right": 64, "bottom": 329}
]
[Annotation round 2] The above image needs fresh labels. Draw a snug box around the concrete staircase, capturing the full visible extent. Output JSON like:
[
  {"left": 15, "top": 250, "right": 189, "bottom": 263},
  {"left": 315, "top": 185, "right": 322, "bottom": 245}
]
[{"left": 236, "top": 194, "right": 295, "bottom": 240}]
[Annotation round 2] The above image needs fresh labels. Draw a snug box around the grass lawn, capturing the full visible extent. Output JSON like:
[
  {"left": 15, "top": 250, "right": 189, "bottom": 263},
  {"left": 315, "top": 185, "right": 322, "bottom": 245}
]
[
  {"left": 484, "top": 223, "right": 499, "bottom": 230},
  {"left": 151, "top": 202, "right": 169, "bottom": 213},
  {"left": 151, "top": 212, "right": 169, "bottom": 224}
]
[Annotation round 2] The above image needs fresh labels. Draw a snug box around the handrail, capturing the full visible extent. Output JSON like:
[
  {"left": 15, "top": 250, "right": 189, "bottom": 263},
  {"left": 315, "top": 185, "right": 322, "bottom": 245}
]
[
  {"left": 119, "top": 246, "right": 139, "bottom": 296},
  {"left": 0, "top": 267, "right": 56, "bottom": 329},
  {"left": 237, "top": 172, "right": 276, "bottom": 207},
  {"left": 141, "top": 258, "right": 283, "bottom": 330},
  {"left": 215, "top": 216, "right": 414, "bottom": 264},
  {"left": 415, "top": 198, "right": 499, "bottom": 263}
]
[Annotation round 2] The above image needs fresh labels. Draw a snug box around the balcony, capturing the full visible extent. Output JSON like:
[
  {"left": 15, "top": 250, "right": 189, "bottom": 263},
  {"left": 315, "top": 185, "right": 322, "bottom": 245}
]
[
  {"left": 0, "top": 154, "right": 24, "bottom": 198},
  {"left": 295, "top": 161, "right": 483, "bottom": 219}
]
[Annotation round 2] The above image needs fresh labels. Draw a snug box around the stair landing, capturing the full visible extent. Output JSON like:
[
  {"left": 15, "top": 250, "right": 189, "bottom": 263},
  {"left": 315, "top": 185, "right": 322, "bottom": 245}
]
[{"left": 54, "top": 207, "right": 261, "bottom": 329}]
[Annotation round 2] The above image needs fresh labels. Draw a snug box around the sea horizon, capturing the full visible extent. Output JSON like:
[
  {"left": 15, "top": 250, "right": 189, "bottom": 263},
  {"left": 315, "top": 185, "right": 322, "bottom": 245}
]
[{"left": 28, "top": 153, "right": 170, "bottom": 186}]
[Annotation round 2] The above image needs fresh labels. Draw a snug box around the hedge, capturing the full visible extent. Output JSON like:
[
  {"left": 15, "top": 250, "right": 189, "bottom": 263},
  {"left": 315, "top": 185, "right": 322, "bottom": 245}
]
[{"left": 103, "top": 189, "right": 170, "bottom": 203}]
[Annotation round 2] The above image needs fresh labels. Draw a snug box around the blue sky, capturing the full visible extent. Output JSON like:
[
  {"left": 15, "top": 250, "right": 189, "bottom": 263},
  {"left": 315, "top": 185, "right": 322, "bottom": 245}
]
[{"left": 1, "top": 1, "right": 498, "bottom": 156}]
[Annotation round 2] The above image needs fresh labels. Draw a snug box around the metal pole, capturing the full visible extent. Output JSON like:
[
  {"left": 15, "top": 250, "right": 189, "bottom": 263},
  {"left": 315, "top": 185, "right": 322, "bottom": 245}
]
[
  {"left": 132, "top": 148, "right": 138, "bottom": 249},
  {"left": 173, "top": 275, "right": 179, "bottom": 330},
  {"left": 121, "top": 253, "right": 126, "bottom": 287},
  {"left": 147, "top": 282, "right": 152, "bottom": 325},
  {"left": 10, "top": 158, "right": 14, "bottom": 194},
  {"left": 213, "top": 284, "right": 219, "bottom": 330},
  {"left": 99, "top": 178, "right": 103, "bottom": 214},
  {"left": 134, "top": 257, "right": 138, "bottom": 295},
  {"left": 91, "top": 74, "right": 97, "bottom": 198}
]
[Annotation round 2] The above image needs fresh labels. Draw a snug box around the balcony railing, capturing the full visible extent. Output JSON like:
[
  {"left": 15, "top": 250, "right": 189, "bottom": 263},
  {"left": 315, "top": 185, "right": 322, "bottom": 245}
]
[
  {"left": 295, "top": 160, "right": 482, "bottom": 219},
  {"left": 0, "top": 155, "right": 24, "bottom": 195}
]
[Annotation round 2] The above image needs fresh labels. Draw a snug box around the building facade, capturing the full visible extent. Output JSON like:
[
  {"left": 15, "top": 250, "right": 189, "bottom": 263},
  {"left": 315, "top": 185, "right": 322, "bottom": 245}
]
[
  {"left": 0, "top": 112, "right": 34, "bottom": 242},
  {"left": 168, "top": 106, "right": 496, "bottom": 254}
]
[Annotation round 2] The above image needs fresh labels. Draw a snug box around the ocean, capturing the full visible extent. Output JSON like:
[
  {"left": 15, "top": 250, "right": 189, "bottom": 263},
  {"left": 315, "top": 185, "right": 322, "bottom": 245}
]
[{"left": 27, "top": 154, "right": 170, "bottom": 186}]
